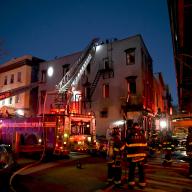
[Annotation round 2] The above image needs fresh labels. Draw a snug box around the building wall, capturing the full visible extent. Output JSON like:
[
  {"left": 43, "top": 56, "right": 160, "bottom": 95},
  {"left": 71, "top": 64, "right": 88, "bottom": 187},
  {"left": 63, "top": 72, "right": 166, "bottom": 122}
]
[
  {"left": 38, "top": 35, "right": 156, "bottom": 137},
  {"left": 86, "top": 36, "right": 140, "bottom": 135},
  {"left": 38, "top": 52, "right": 81, "bottom": 114},
  {"left": 0, "top": 55, "right": 43, "bottom": 117}
]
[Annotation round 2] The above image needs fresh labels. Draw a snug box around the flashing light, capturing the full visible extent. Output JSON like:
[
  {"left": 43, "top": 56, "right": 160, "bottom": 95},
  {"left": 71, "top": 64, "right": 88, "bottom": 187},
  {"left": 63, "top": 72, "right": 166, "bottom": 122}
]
[
  {"left": 38, "top": 138, "right": 42, "bottom": 143},
  {"left": 96, "top": 45, "right": 102, "bottom": 52},
  {"left": 87, "top": 136, "right": 91, "bottom": 142},
  {"left": 16, "top": 109, "right": 24, "bottom": 116},
  {"left": 64, "top": 133, "right": 68, "bottom": 138},
  {"left": 78, "top": 141, "right": 82, "bottom": 145},
  {"left": 160, "top": 119, "right": 167, "bottom": 129},
  {"left": 47, "top": 66, "right": 54, "bottom": 77},
  {"left": 63, "top": 141, "right": 67, "bottom": 145},
  {"left": 111, "top": 120, "right": 125, "bottom": 128}
]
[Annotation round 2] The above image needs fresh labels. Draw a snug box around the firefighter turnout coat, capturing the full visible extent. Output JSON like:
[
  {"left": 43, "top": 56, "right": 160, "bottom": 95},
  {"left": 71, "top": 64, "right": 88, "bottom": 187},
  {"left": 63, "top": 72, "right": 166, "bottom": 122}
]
[{"left": 122, "top": 128, "right": 148, "bottom": 162}]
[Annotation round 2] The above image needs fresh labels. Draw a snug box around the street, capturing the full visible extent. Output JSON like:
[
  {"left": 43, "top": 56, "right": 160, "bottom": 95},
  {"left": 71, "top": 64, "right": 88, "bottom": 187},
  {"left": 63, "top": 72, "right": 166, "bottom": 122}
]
[{"left": 6, "top": 152, "right": 192, "bottom": 192}]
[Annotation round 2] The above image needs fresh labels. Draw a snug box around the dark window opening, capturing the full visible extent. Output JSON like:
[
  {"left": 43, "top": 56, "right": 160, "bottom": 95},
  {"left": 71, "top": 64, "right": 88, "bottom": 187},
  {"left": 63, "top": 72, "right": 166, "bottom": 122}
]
[
  {"left": 10, "top": 74, "right": 14, "bottom": 84},
  {"left": 125, "top": 48, "right": 136, "bottom": 65},
  {"left": 87, "top": 63, "right": 91, "bottom": 74},
  {"left": 126, "top": 76, "right": 137, "bottom": 94},
  {"left": 41, "top": 70, "right": 47, "bottom": 83},
  {"left": 100, "top": 108, "right": 108, "bottom": 118},
  {"left": 17, "top": 72, "right": 22, "bottom": 82},
  {"left": 4, "top": 76, "right": 7, "bottom": 85},
  {"left": 103, "top": 58, "right": 110, "bottom": 69},
  {"left": 62, "top": 64, "right": 70, "bottom": 76}
]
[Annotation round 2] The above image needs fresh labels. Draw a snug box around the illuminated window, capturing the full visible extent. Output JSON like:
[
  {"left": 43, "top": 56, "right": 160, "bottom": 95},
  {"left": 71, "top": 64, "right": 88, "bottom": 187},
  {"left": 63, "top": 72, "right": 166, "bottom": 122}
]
[
  {"left": 10, "top": 74, "right": 14, "bottom": 84},
  {"left": 102, "top": 84, "right": 109, "bottom": 98},
  {"left": 4, "top": 76, "right": 7, "bottom": 85},
  {"left": 125, "top": 48, "right": 136, "bottom": 65},
  {"left": 17, "top": 72, "right": 22, "bottom": 82}
]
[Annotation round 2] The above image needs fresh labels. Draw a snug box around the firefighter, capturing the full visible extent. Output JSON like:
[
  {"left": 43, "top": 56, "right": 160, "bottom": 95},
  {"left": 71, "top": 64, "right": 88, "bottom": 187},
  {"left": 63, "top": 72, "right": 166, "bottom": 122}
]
[
  {"left": 186, "top": 126, "right": 192, "bottom": 178},
  {"left": 122, "top": 122, "right": 148, "bottom": 189},
  {"left": 107, "top": 127, "right": 123, "bottom": 187},
  {"left": 161, "top": 135, "right": 175, "bottom": 166}
]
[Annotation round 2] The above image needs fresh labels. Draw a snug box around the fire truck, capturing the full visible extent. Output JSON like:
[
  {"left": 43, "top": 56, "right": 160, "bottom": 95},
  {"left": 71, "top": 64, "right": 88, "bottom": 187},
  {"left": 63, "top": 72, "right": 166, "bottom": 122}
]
[{"left": 0, "top": 38, "right": 99, "bottom": 157}]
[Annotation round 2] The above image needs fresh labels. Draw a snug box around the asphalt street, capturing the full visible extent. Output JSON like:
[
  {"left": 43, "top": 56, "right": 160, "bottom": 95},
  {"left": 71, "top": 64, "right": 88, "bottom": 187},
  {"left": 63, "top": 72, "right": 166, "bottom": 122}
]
[{"left": 8, "top": 153, "right": 192, "bottom": 192}]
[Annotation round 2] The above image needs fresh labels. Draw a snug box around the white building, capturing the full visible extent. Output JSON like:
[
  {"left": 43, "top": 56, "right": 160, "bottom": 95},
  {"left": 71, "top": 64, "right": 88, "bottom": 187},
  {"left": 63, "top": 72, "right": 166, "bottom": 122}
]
[{"left": 38, "top": 34, "right": 155, "bottom": 137}]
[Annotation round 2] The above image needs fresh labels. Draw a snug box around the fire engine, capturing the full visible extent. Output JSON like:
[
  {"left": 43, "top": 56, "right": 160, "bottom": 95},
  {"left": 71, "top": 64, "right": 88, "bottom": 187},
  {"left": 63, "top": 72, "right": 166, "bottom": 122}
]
[{"left": 0, "top": 38, "right": 99, "bottom": 157}]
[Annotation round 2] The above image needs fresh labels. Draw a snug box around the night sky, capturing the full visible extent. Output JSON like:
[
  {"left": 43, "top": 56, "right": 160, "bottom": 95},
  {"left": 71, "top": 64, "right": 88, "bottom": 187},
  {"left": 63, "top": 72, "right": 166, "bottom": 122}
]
[{"left": 0, "top": 0, "right": 177, "bottom": 105}]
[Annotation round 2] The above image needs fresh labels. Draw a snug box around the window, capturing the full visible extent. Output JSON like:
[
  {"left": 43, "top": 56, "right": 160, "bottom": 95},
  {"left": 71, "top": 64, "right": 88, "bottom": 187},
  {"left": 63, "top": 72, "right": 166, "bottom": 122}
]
[
  {"left": 125, "top": 48, "right": 136, "bottom": 65},
  {"left": 41, "top": 70, "right": 46, "bottom": 83},
  {"left": 15, "top": 95, "right": 20, "bottom": 103},
  {"left": 2, "top": 100, "right": 5, "bottom": 105},
  {"left": 102, "top": 84, "right": 109, "bottom": 98},
  {"left": 62, "top": 64, "right": 70, "bottom": 77},
  {"left": 17, "top": 72, "right": 22, "bottom": 82},
  {"left": 4, "top": 76, "right": 7, "bottom": 85},
  {"left": 9, "top": 97, "right": 12, "bottom": 104},
  {"left": 86, "top": 63, "right": 91, "bottom": 74},
  {"left": 103, "top": 58, "right": 110, "bottom": 69},
  {"left": 100, "top": 108, "right": 108, "bottom": 118},
  {"left": 126, "top": 76, "right": 137, "bottom": 94},
  {"left": 10, "top": 74, "right": 14, "bottom": 84}
]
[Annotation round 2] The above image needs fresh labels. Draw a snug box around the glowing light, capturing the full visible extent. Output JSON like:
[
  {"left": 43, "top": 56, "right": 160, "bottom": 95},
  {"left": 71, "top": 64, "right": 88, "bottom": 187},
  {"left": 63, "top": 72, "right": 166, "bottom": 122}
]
[
  {"left": 87, "top": 136, "right": 91, "bottom": 142},
  {"left": 38, "top": 138, "right": 42, "bottom": 143},
  {"left": 16, "top": 109, "right": 24, "bottom": 116},
  {"left": 110, "top": 120, "right": 125, "bottom": 127},
  {"left": 96, "top": 45, "right": 102, "bottom": 52},
  {"left": 160, "top": 120, "right": 167, "bottom": 129},
  {"left": 64, "top": 133, "right": 68, "bottom": 138},
  {"left": 47, "top": 66, "right": 54, "bottom": 77}
]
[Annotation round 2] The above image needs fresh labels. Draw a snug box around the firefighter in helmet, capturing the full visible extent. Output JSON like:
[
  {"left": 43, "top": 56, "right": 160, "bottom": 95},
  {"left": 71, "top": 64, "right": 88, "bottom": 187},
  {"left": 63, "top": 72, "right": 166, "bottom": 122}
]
[
  {"left": 107, "top": 127, "right": 123, "bottom": 186},
  {"left": 121, "top": 122, "right": 148, "bottom": 189}
]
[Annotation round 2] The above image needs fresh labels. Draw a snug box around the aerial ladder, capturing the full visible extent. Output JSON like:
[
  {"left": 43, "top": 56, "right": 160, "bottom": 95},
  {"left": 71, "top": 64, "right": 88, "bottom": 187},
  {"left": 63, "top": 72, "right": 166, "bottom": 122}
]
[
  {"left": 53, "top": 38, "right": 99, "bottom": 154},
  {"left": 55, "top": 38, "right": 99, "bottom": 112}
]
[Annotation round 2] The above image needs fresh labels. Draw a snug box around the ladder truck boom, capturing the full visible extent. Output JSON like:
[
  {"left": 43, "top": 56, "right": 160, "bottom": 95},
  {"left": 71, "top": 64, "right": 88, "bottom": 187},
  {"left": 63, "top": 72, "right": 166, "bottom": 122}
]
[{"left": 56, "top": 38, "right": 99, "bottom": 94}]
